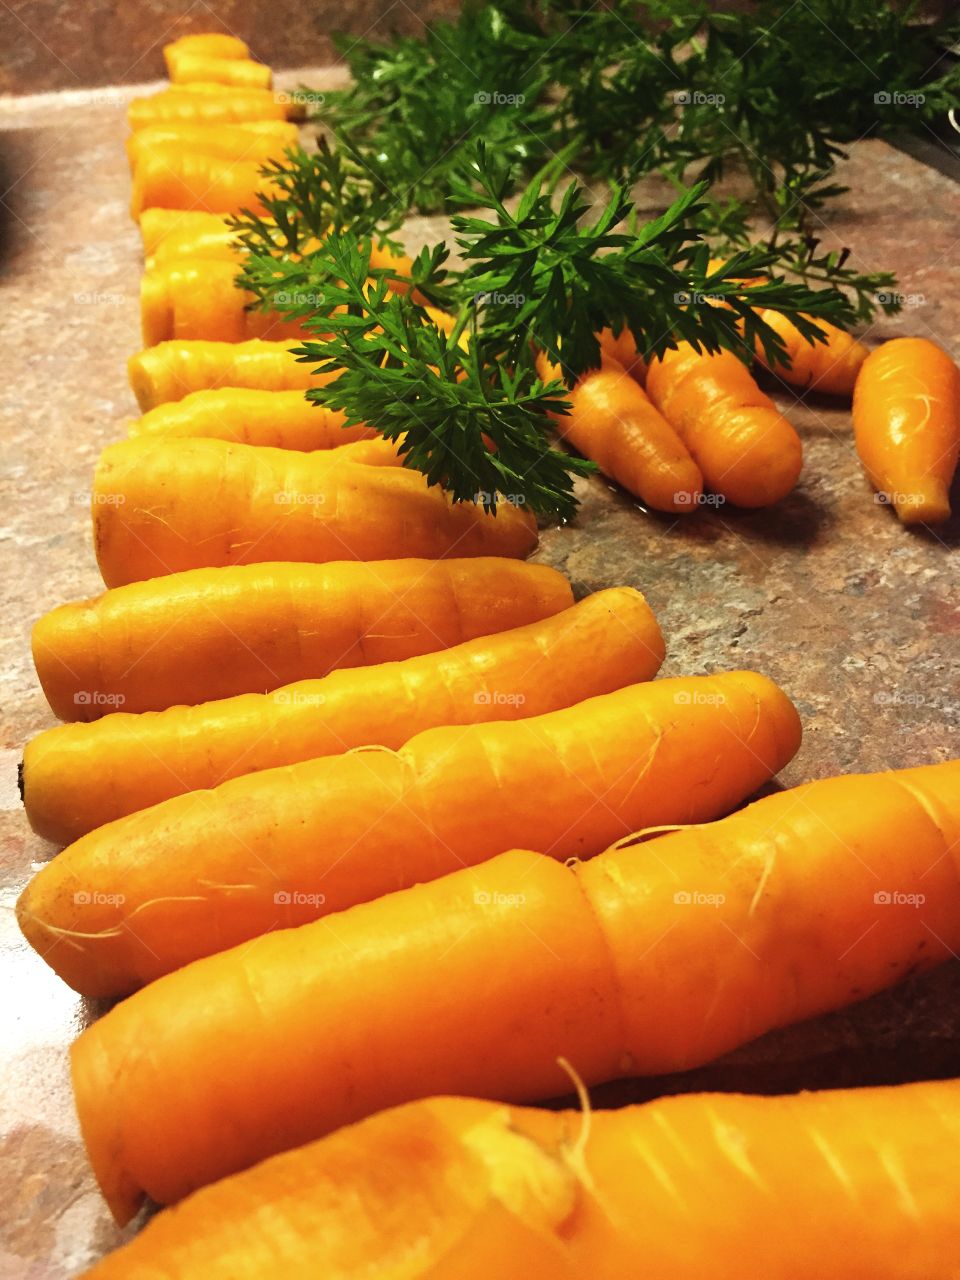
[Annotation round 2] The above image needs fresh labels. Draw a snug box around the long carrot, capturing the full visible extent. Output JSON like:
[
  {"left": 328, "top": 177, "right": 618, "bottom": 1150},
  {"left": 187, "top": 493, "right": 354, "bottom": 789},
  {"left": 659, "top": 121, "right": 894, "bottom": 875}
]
[
  {"left": 140, "top": 259, "right": 308, "bottom": 344},
  {"left": 131, "top": 149, "right": 284, "bottom": 218},
  {"left": 32, "top": 558, "right": 572, "bottom": 719},
  {"left": 546, "top": 362, "right": 704, "bottom": 512},
  {"left": 163, "top": 34, "right": 251, "bottom": 73},
  {"left": 18, "top": 670, "right": 800, "bottom": 1000},
  {"left": 755, "top": 310, "right": 869, "bottom": 396},
  {"left": 80, "top": 1080, "right": 960, "bottom": 1278},
  {"left": 92, "top": 437, "right": 538, "bottom": 586},
  {"left": 128, "top": 339, "right": 322, "bottom": 409},
  {"left": 61, "top": 754, "right": 959, "bottom": 1220},
  {"left": 125, "top": 121, "right": 298, "bottom": 171},
  {"left": 646, "top": 343, "right": 803, "bottom": 506},
  {"left": 167, "top": 54, "right": 272, "bottom": 89},
  {"left": 25, "top": 587, "right": 662, "bottom": 842},
  {"left": 129, "top": 388, "right": 371, "bottom": 448},
  {"left": 853, "top": 336, "right": 960, "bottom": 525},
  {"left": 128, "top": 86, "right": 293, "bottom": 131}
]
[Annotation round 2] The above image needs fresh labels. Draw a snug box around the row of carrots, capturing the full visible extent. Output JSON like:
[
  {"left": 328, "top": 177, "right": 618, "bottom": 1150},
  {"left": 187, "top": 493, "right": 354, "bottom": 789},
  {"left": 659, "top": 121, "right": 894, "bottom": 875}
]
[{"left": 17, "top": 31, "right": 960, "bottom": 1276}]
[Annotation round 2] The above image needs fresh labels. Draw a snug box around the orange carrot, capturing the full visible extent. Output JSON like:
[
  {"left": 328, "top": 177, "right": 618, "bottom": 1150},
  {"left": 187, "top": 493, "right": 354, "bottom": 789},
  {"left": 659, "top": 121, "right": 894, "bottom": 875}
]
[
  {"left": 131, "top": 148, "right": 284, "bottom": 218},
  {"left": 32, "top": 558, "right": 572, "bottom": 719},
  {"left": 163, "top": 34, "right": 251, "bottom": 72},
  {"left": 125, "top": 121, "right": 298, "bottom": 171},
  {"left": 25, "top": 587, "right": 661, "bottom": 842},
  {"left": 646, "top": 343, "right": 803, "bottom": 506},
  {"left": 128, "top": 86, "right": 292, "bottom": 131},
  {"left": 597, "top": 325, "right": 646, "bottom": 382},
  {"left": 755, "top": 310, "right": 869, "bottom": 396},
  {"left": 550, "top": 364, "right": 704, "bottom": 512},
  {"left": 128, "top": 339, "right": 320, "bottom": 408},
  {"left": 92, "top": 437, "right": 537, "bottom": 586},
  {"left": 129, "top": 388, "right": 370, "bottom": 448},
  {"left": 167, "top": 55, "right": 272, "bottom": 89},
  {"left": 80, "top": 1080, "right": 960, "bottom": 1278},
  {"left": 64, "top": 751, "right": 960, "bottom": 1223},
  {"left": 19, "top": 670, "right": 799, "bottom": 1002},
  {"left": 853, "top": 336, "right": 960, "bottom": 525},
  {"left": 140, "top": 258, "right": 308, "bottom": 344}
]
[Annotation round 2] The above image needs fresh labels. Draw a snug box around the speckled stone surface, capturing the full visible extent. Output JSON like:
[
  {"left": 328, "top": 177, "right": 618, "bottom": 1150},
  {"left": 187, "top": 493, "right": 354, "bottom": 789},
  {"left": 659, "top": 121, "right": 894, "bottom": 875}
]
[{"left": 1, "top": 74, "right": 959, "bottom": 1277}]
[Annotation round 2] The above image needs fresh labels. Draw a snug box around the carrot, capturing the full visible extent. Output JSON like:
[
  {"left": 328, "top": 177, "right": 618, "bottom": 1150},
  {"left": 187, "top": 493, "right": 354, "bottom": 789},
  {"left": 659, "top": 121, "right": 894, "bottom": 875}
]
[
  {"left": 754, "top": 310, "right": 869, "bottom": 397},
  {"left": 125, "top": 121, "right": 298, "bottom": 171},
  {"left": 128, "top": 339, "right": 320, "bottom": 409},
  {"left": 80, "top": 1080, "right": 960, "bottom": 1278},
  {"left": 140, "top": 259, "right": 308, "bottom": 345},
  {"left": 32, "top": 558, "right": 572, "bottom": 720},
  {"left": 853, "top": 336, "right": 960, "bottom": 525},
  {"left": 163, "top": 34, "right": 251, "bottom": 72},
  {"left": 167, "top": 55, "right": 272, "bottom": 89},
  {"left": 92, "top": 437, "right": 537, "bottom": 586},
  {"left": 596, "top": 326, "right": 646, "bottom": 383},
  {"left": 138, "top": 208, "right": 231, "bottom": 257},
  {"left": 60, "top": 755, "right": 960, "bottom": 1222},
  {"left": 645, "top": 342, "right": 803, "bottom": 506},
  {"left": 129, "top": 388, "right": 371, "bottom": 448},
  {"left": 18, "top": 669, "right": 799, "bottom": 1001},
  {"left": 25, "top": 587, "right": 661, "bottom": 842},
  {"left": 547, "top": 363, "right": 703, "bottom": 512},
  {"left": 128, "top": 87, "right": 291, "bottom": 131},
  {"left": 131, "top": 149, "right": 284, "bottom": 218}
]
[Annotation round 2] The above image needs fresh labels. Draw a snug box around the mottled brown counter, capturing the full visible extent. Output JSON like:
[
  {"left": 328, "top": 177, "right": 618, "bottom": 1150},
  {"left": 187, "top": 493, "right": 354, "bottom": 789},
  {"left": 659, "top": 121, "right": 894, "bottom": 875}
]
[{"left": 1, "top": 74, "right": 958, "bottom": 1277}]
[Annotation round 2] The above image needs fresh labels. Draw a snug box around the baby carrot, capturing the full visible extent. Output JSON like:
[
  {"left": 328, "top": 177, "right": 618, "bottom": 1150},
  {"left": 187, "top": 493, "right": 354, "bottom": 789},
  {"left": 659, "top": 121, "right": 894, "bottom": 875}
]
[
  {"left": 167, "top": 55, "right": 272, "bottom": 89},
  {"left": 128, "top": 339, "right": 321, "bottom": 408},
  {"left": 131, "top": 149, "right": 284, "bottom": 218},
  {"left": 853, "top": 336, "right": 960, "bottom": 525},
  {"left": 128, "top": 86, "right": 292, "bottom": 130},
  {"left": 140, "top": 259, "right": 307, "bottom": 345},
  {"left": 596, "top": 325, "right": 646, "bottom": 382},
  {"left": 61, "top": 757, "right": 957, "bottom": 1221},
  {"left": 80, "top": 1081, "right": 960, "bottom": 1278},
  {"left": 125, "top": 121, "right": 298, "bottom": 171},
  {"left": 755, "top": 310, "right": 869, "bottom": 397},
  {"left": 32, "top": 558, "right": 572, "bottom": 719},
  {"left": 19, "top": 670, "right": 799, "bottom": 1000},
  {"left": 129, "top": 388, "right": 371, "bottom": 448},
  {"left": 646, "top": 342, "right": 803, "bottom": 506},
  {"left": 554, "top": 366, "right": 703, "bottom": 512},
  {"left": 24, "top": 587, "right": 662, "bottom": 842},
  {"left": 92, "top": 437, "right": 538, "bottom": 586},
  {"left": 163, "top": 34, "right": 250, "bottom": 72}
]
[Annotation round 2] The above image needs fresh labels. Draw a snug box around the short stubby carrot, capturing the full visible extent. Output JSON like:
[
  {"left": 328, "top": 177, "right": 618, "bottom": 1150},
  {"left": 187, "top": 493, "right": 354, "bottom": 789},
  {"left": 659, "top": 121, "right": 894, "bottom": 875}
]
[
  {"left": 167, "top": 54, "right": 272, "bottom": 89},
  {"left": 130, "top": 388, "right": 372, "bottom": 449},
  {"left": 555, "top": 366, "right": 703, "bottom": 512},
  {"left": 163, "top": 34, "right": 250, "bottom": 73},
  {"left": 754, "top": 310, "right": 869, "bottom": 397},
  {"left": 32, "top": 558, "right": 572, "bottom": 720},
  {"left": 646, "top": 343, "right": 803, "bottom": 506},
  {"left": 18, "top": 670, "right": 800, "bottom": 999},
  {"left": 853, "top": 336, "right": 960, "bottom": 525},
  {"left": 59, "top": 757, "right": 960, "bottom": 1222},
  {"left": 128, "top": 86, "right": 293, "bottom": 131},
  {"left": 131, "top": 148, "right": 284, "bottom": 219},
  {"left": 80, "top": 1081, "right": 960, "bottom": 1278},
  {"left": 125, "top": 121, "right": 298, "bottom": 172},
  {"left": 597, "top": 325, "right": 646, "bottom": 382},
  {"left": 92, "top": 437, "right": 538, "bottom": 586},
  {"left": 128, "top": 339, "right": 320, "bottom": 409},
  {"left": 24, "top": 587, "right": 662, "bottom": 842},
  {"left": 140, "top": 259, "right": 308, "bottom": 345},
  {"left": 139, "top": 208, "right": 234, "bottom": 258}
]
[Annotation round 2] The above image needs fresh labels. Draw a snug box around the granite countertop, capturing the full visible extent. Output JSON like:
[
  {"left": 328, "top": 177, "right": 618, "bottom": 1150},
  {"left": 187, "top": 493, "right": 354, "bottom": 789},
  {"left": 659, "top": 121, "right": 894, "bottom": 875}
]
[{"left": 1, "top": 73, "right": 958, "bottom": 1278}]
